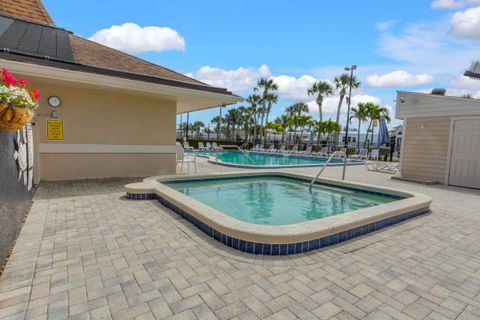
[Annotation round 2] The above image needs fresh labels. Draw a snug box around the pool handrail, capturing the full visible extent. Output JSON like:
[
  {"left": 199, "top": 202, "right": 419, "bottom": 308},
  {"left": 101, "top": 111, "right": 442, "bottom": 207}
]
[
  {"left": 217, "top": 144, "right": 256, "bottom": 165},
  {"left": 309, "top": 151, "right": 346, "bottom": 191}
]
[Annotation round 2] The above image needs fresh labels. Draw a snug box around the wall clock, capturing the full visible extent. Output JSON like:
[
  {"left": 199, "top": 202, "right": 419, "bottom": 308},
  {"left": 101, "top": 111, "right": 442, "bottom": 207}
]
[{"left": 48, "top": 96, "right": 61, "bottom": 108}]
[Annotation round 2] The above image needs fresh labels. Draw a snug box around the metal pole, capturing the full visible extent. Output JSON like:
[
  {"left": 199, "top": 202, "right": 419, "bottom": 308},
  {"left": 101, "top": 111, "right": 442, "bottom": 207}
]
[
  {"left": 186, "top": 112, "right": 189, "bottom": 140},
  {"left": 218, "top": 105, "right": 223, "bottom": 140},
  {"left": 180, "top": 114, "right": 183, "bottom": 139},
  {"left": 342, "top": 65, "right": 356, "bottom": 180}
]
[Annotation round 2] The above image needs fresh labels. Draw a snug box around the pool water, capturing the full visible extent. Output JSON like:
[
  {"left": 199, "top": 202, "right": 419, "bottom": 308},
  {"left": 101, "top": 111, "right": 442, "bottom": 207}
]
[
  {"left": 167, "top": 176, "right": 398, "bottom": 226},
  {"left": 192, "top": 150, "right": 350, "bottom": 167}
]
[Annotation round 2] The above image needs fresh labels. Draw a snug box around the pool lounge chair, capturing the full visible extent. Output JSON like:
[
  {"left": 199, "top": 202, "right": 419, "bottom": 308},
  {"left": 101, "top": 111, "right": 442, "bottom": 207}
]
[
  {"left": 198, "top": 142, "right": 207, "bottom": 150},
  {"left": 298, "top": 145, "right": 313, "bottom": 156},
  {"left": 350, "top": 148, "right": 368, "bottom": 160},
  {"left": 212, "top": 142, "right": 223, "bottom": 150},
  {"left": 206, "top": 142, "right": 213, "bottom": 150},
  {"left": 275, "top": 144, "right": 286, "bottom": 153},
  {"left": 333, "top": 148, "right": 347, "bottom": 158},
  {"left": 183, "top": 141, "right": 194, "bottom": 151},
  {"left": 264, "top": 145, "right": 275, "bottom": 152},
  {"left": 285, "top": 145, "right": 299, "bottom": 154},
  {"left": 313, "top": 147, "right": 329, "bottom": 157},
  {"left": 176, "top": 144, "right": 197, "bottom": 174}
]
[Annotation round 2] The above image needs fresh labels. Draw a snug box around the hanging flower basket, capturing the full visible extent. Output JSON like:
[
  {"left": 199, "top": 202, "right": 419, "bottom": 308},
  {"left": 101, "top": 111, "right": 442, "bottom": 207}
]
[{"left": 0, "top": 68, "right": 40, "bottom": 131}]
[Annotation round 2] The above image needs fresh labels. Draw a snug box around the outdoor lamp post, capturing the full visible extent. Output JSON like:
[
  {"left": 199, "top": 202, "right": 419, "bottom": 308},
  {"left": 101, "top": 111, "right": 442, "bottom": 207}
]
[
  {"left": 342, "top": 65, "right": 357, "bottom": 180},
  {"left": 218, "top": 105, "right": 224, "bottom": 140},
  {"left": 186, "top": 112, "right": 190, "bottom": 140}
]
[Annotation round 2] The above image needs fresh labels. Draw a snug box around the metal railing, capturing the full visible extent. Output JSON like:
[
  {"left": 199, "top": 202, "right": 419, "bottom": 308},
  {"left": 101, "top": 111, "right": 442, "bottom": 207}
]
[
  {"left": 217, "top": 144, "right": 256, "bottom": 165},
  {"left": 309, "top": 151, "right": 346, "bottom": 191}
]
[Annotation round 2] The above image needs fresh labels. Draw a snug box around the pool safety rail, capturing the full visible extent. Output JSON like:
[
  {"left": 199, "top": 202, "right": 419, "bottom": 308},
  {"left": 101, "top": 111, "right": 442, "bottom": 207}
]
[{"left": 310, "top": 151, "right": 346, "bottom": 191}]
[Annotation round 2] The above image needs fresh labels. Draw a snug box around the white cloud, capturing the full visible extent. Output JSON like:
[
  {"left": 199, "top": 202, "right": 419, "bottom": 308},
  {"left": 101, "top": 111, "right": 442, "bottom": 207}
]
[
  {"left": 185, "top": 65, "right": 270, "bottom": 92},
  {"left": 450, "top": 7, "right": 480, "bottom": 39},
  {"left": 269, "top": 74, "right": 322, "bottom": 101},
  {"left": 447, "top": 75, "right": 480, "bottom": 97},
  {"left": 431, "top": 0, "right": 465, "bottom": 9},
  {"left": 89, "top": 23, "right": 185, "bottom": 54},
  {"left": 366, "top": 70, "right": 434, "bottom": 87}
]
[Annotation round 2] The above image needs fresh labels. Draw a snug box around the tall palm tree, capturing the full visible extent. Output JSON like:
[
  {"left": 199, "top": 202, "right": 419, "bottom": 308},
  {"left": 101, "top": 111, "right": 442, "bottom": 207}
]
[
  {"left": 364, "top": 104, "right": 390, "bottom": 148},
  {"left": 334, "top": 73, "right": 360, "bottom": 144},
  {"left": 325, "top": 119, "right": 341, "bottom": 148},
  {"left": 351, "top": 102, "right": 370, "bottom": 150},
  {"left": 264, "top": 93, "right": 278, "bottom": 132},
  {"left": 285, "top": 102, "right": 309, "bottom": 116},
  {"left": 226, "top": 108, "right": 242, "bottom": 139},
  {"left": 274, "top": 115, "right": 289, "bottom": 143},
  {"left": 246, "top": 94, "right": 262, "bottom": 142},
  {"left": 211, "top": 116, "right": 223, "bottom": 137},
  {"left": 307, "top": 81, "right": 333, "bottom": 122},
  {"left": 192, "top": 121, "right": 205, "bottom": 138},
  {"left": 256, "top": 78, "right": 278, "bottom": 142}
]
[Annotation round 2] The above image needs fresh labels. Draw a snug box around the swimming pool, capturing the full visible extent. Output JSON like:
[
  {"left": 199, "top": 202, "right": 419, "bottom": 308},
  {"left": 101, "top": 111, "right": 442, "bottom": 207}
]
[
  {"left": 126, "top": 172, "right": 432, "bottom": 255},
  {"left": 192, "top": 150, "right": 363, "bottom": 168},
  {"left": 168, "top": 176, "right": 396, "bottom": 225}
]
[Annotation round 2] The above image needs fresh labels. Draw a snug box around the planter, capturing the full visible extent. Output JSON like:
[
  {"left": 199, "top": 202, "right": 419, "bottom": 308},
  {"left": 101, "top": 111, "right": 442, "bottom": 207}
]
[{"left": 0, "top": 103, "right": 34, "bottom": 131}]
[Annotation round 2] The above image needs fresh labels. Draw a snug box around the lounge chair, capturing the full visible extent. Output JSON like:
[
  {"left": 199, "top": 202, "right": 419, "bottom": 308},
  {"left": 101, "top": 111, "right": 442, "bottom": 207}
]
[
  {"left": 365, "top": 149, "right": 398, "bottom": 173},
  {"left": 332, "top": 148, "right": 347, "bottom": 158},
  {"left": 285, "top": 145, "right": 299, "bottom": 154},
  {"left": 313, "top": 147, "right": 329, "bottom": 157},
  {"left": 198, "top": 142, "right": 207, "bottom": 150},
  {"left": 206, "top": 142, "right": 213, "bottom": 150},
  {"left": 265, "top": 145, "right": 275, "bottom": 152},
  {"left": 212, "top": 142, "right": 223, "bottom": 150},
  {"left": 299, "top": 145, "right": 313, "bottom": 156},
  {"left": 183, "top": 141, "right": 194, "bottom": 151},
  {"left": 350, "top": 148, "right": 368, "bottom": 160},
  {"left": 176, "top": 144, "right": 196, "bottom": 174},
  {"left": 276, "top": 144, "right": 286, "bottom": 153}
]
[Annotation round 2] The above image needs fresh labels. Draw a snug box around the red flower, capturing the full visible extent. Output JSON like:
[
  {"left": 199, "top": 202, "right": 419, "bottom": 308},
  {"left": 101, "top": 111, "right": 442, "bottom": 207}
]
[
  {"left": 1, "top": 68, "right": 17, "bottom": 86},
  {"left": 18, "top": 79, "right": 28, "bottom": 87},
  {"left": 30, "top": 88, "right": 40, "bottom": 101}
]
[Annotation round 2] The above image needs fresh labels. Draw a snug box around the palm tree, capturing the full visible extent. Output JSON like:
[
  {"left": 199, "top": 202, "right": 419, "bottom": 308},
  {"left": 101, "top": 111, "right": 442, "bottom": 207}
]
[
  {"left": 246, "top": 94, "right": 262, "bottom": 142},
  {"left": 192, "top": 121, "right": 205, "bottom": 138},
  {"left": 334, "top": 73, "right": 360, "bottom": 144},
  {"left": 285, "top": 102, "right": 309, "bottom": 116},
  {"left": 226, "top": 108, "right": 242, "bottom": 139},
  {"left": 274, "top": 115, "right": 289, "bottom": 144},
  {"left": 297, "top": 115, "right": 313, "bottom": 144},
  {"left": 211, "top": 116, "right": 223, "bottom": 137},
  {"left": 351, "top": 102, "right": 370, "bottom": 150},
  {"left": 238, "top": 106, "right": 251, "bottom": 141},
  {"left": 308, "top": 81, "right": 333, "bottom": 122},
  {"left": 264, "top": 93, "right": 278, "bottom": 132},
  {"left": 364, "top": 104, "right": 390, "bottom": 148},
  {"left": 325, "top": 119, "right": 341, "bottom": 148},
  {"left": 256, "top": 78, "right": 278, "bottom": 142}
]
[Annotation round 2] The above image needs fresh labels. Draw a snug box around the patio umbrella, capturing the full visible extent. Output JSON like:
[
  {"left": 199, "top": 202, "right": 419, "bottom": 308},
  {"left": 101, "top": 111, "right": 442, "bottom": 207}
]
[
  {"left": 309, "top": 131, "right": 315, "bottom": 145},
  {"left": 377, "top": 115, "right": 390, "bottom": 146}
]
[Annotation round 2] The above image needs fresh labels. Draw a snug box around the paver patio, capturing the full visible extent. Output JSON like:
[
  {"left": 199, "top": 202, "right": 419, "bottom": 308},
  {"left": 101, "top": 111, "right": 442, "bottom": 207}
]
[{"left": 1, "top": 158, "right": 480, "bottom": 320}]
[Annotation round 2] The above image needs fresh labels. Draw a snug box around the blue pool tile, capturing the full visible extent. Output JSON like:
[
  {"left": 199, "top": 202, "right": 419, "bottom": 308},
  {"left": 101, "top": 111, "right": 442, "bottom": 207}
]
[
  {"left": 330, "top": 234, "right": 339, "bottom": 245},
  {"left": 309, "top": 239, "right": 320, "bottom": 250},
  {"left": 280, "top": 244, "right": 288, "bottom": 255},
  {"left": 239, "top": 240, "right": 246, "bottom": 252},
  {"left": 246, "top": 241, "right": 254, "bottom": 254},
  {"left": 295, "top": 242, "right": 303, "bottom": 253},
  {"left": 288, "top": 244, "right": 296, "bottom": 255},
  {"left": 320, "top": 237, "right": 329, "bottom": 248},
  {"left": 271, "top": 244, "right": 280, "bottom": 256},
  {"left": 262, "top": 244, "right": 272, "bottom": 255},
  {"left": 301, "top": 241, "right": 309, "bottom": 252},
  {"left": 227, "top": 236, "right": 233, "bottom": 247},
  {"left": 338, "top": 231, "right": 347, "bottom": 243},
  {"left": 232, "top": 238, "right": 239, "bottom": 249},
  {"left": 254, "top": 243, "right": 262, "bottom": 254}
]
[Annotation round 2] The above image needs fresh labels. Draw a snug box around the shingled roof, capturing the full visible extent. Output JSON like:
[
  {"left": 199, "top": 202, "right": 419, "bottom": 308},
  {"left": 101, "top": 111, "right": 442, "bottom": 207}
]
[
  {"left": 0, "top": 1, "right": 235, "bottom": 96},
  {"left": 0, "top": 0, "right": 53, "bottom": 26}
]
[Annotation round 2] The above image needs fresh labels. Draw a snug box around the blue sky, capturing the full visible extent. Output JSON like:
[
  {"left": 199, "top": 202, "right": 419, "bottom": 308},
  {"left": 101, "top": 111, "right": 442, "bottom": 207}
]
[{"left": 44, "top": 0, "right": 480, "bottom": 130}]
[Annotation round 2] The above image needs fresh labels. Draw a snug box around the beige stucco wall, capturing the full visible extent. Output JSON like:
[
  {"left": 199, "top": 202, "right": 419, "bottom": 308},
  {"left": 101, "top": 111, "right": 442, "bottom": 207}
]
[
  {"left": 29, "top": 80, "right": 177, "bottom": 181},
  {"left": 401, "top": 116, "right": 451, "bottom": 183}
]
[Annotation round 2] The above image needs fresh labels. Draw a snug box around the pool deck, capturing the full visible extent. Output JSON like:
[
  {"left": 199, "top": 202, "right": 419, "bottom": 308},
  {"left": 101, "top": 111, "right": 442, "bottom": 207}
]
[{"left": 1, "top": 158, "right": 480, "bottom": 319}]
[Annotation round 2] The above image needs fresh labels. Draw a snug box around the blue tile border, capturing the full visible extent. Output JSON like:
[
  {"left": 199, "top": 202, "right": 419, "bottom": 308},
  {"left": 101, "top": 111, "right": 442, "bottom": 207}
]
[{"left": 127, "top": 191, "right": 429, "bottom": 255}]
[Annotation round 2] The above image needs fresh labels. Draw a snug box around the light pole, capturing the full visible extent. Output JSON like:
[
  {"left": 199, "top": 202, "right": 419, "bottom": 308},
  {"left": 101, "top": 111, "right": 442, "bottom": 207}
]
[
  {"left": 342, "top": 65, "right": 357, "bottom": 180},
  {"left": 217, "top": 105, "right": 224, "bottom": 140}
]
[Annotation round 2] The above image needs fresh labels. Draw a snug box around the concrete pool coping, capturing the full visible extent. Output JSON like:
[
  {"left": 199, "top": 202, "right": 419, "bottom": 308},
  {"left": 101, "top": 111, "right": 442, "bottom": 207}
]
[
  {"left": 191, "top": 150, "right": 365, "bottom": 169},
  {"left": 125, "top": 171, "right": 431, "bottom": 254}
]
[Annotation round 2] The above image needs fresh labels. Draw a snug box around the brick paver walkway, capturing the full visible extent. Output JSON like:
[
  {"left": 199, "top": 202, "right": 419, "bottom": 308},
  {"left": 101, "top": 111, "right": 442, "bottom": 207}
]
[{"left": 1, "top": 160, "right": 480, "bottom": 320}]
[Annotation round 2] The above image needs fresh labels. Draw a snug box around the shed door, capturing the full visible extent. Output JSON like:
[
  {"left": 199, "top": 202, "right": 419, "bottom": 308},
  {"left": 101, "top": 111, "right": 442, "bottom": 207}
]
[{"left": 448, "top": 119, "right": 480, "bottom": 188}]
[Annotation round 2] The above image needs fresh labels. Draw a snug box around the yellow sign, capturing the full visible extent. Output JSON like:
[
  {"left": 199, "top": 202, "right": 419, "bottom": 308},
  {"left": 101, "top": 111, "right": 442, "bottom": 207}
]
[{"left": 47, "top": 120, "right": 63, "bottom": 140}]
